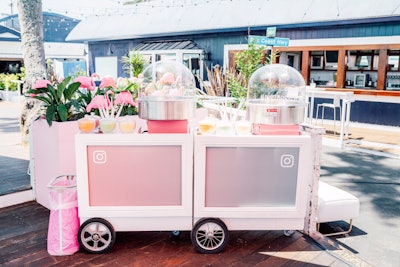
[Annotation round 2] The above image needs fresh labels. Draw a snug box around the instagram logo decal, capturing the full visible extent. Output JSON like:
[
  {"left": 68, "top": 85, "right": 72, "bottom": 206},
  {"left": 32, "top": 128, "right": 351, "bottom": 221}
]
[
  {"left": 93, "top": 150, "right": 107, "bottom": 164},
  {"left": 280, "top": 155, "right": 294, "bottom": 168}
]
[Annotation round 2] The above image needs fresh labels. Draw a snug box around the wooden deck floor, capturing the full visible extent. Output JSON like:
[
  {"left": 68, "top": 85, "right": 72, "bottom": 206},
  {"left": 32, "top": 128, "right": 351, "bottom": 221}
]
[
  {"left": 320, "top": 124, "right": 400, "bottom": 156},
  {"left": 0, "top": 202, "right": 367, "bottom": 267}
]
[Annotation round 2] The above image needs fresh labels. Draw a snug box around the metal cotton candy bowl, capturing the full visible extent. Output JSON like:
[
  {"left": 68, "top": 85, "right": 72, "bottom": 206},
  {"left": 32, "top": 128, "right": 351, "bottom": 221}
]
[
  {"left": 246, "top": 64, "right": 307, "bottom": 125},
  {"left": 138, "top": 60, "right": 197, "bottom": 120},
  {"left": 246, "top": 98, "right": 307, "bottom": 124},
  {"left": 138, "top": 96, "right": 197, "bottom": 120}
]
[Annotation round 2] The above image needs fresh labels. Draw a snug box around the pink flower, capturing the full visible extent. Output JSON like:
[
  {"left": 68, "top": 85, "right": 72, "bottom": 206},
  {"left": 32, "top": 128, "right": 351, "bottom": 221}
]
[
  {"left": 160, "top": 72, "right": 175, "bottom": 85},
  {"left": 86, "top": 95, "right": 111, "bottom": 113},
  {"left": 75, "top": 76, "right": 95, "bottom": 91},
  {"left": 99, "top": 76, "right": 117, "bottom": 89},
  {"left": 33, "top": 80, "right": 51, "bottom": 89},
  {"left": 29, "top": 93, "right": 37, "bottom": 98},
  {"left": 115, "top": 91, "right": 136, "bottom": 106}
]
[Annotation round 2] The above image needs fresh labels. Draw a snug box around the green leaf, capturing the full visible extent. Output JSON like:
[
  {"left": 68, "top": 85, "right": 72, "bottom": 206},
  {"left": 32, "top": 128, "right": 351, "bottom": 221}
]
[
  {"left": 26, "top": 88, "right": 47, "bottom": 94},
  {"left": 46, "top": 105, "right": 56, "bottom": 125},
  {"left": 64, "top": 82, "right": 80, "bottom": 100},
  {"left": 58, "top": 77, "right": 71, "bottom": 91},
  {"left": 56, "top": 77, "right": 72, "bottom": 101},
  {"left": 33, "top": 96, "right": 52, "bottom": 105},
  {"left": 70, "top": 99, "right": 83, "bottom": 112},
  {"left": 57, "top": 104, "right": 68, "bottom": 122},
  {"left": 47, "top": 84, "right": 59, "bottom": 105}
]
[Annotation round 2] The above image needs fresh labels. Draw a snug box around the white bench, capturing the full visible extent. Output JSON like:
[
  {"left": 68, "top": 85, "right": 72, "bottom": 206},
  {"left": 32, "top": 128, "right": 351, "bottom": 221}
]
[{"left": 317, "top": 181, "right": 360, "bottom": 236}]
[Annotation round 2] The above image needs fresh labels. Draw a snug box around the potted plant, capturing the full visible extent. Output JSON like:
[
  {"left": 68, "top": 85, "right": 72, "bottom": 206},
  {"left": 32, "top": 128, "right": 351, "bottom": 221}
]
[
  {"left": 26, "top": 76, "right": 88, "bottom": 125},
  {"left": 121, "top": 50, "right": 146, "bottom": 77},
  {"left": 26, "top": 75, "right": 141, "bottom": 209}
]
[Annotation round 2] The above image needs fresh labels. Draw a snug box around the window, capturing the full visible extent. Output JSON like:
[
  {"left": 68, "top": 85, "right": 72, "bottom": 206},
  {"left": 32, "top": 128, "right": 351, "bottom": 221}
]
[
  {"left": 347, "top": 50, "right": 378, "bottom": 70},
  {"left": 356, "top": 55, "right": 371, "bottom": 69},
  {"left": 311, "top": 55, "right": 323, "bottom": 69},
  {"left": 324, "top": 51, "right": 338, "bottom": 69},
  {"left": 0, "top": 61, "right": 22, "bottom": 74},
  {"left": 183, "top": 53, "right": 200, "bottom": 75},
  {"left": 388, "top": 54, "right": 399, "bottom": 71},
  {"left": 95, "top": 56, "right": 118, "bottom": 79},
  {"left": 137, "top": 49, "right": 205, "bottom": 81}
]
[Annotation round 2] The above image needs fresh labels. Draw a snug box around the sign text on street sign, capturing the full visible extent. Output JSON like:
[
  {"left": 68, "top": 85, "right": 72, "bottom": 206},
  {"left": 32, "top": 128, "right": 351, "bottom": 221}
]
[{"left": 248, "top": 35, "right": 290, "bottom": 47}]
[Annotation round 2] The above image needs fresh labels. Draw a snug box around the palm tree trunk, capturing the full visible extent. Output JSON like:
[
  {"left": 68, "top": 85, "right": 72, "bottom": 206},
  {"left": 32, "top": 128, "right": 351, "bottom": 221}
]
[{"left": 17, "top": 0, "right": 47, "bottom": 144}]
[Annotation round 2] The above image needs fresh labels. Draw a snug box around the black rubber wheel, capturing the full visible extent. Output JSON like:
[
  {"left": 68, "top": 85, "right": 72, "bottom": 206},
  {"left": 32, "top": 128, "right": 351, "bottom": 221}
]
[
  {"left": 283, "top": 230, "right": 296, "bottom": 237},
  {"left": 78, "top": 218, "right": 116, "bottom": 254},
  {"left": 191, "top": 218, "right": 229, "bottom": 254},
  {"left": 172, "top": 230, "right": 180, "bottom": 237}
]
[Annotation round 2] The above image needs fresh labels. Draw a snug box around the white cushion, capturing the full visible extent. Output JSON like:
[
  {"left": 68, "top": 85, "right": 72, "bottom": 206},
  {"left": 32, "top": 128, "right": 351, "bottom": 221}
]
[{"left": 317, "top": 181, "right": 360, "bottom": 223}]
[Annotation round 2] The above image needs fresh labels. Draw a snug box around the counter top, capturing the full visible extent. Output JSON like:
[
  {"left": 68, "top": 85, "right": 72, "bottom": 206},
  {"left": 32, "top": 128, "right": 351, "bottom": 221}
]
[{"left": 313, "top": 86, "right": 400, "bottom": 97}]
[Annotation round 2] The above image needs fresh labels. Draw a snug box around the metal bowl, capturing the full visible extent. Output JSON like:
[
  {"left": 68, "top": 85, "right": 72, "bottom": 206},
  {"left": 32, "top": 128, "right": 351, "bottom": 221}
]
[
  {"left": 246, "top": 99, "right": 307, "bottom": 125},
  {"left": 138, "top": 96, "right": 196, "bottom": 120}
]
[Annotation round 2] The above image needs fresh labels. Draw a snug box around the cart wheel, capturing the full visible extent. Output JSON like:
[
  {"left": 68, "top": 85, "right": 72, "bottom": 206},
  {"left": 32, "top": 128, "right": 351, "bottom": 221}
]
[
  {"left": 283, "top": 230, "right": 295, "bottom": 237},
  {"left": 191, "top": 218, "right": 229, "bottom": 254},
  {"left": 172, "top": 230, "right": 180, "bottom": 237},
  {"left": 78, "top": 218, "right": 116, "bottom": 254}
]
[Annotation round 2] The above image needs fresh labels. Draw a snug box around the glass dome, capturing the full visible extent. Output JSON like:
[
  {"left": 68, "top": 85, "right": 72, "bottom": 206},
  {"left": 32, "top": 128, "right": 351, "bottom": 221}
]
[
  {"left": 139, "top": 60, "right": 196, "bottom": 98},
  {"left": 247, "top": 64, "right": 306, "bottom": 101},
  {"left": 245, "top": 64, "right": 308, "bottom": 125}
]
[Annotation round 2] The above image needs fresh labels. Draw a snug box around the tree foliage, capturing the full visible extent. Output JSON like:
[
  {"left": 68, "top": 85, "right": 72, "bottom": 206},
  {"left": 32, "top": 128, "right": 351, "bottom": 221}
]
[
  {"left": 227, "top": 44, "right": 265, "bottom": 99},
  {"left": 121, "top": 51, "right": 146, "bottom": 77}
]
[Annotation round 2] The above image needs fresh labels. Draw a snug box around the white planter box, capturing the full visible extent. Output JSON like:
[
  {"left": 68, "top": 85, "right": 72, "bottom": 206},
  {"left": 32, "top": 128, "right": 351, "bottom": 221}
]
[{"left": 30, "top": 119, "right": 79, "bottom": 209}]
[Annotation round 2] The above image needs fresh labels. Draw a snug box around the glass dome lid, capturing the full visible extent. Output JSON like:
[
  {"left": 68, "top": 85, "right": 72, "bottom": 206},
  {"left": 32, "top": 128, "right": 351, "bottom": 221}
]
[
  {"left": 247, "top": 64, "right": 306, "bottom": 102},
  {"left": 139, "top": 60, "right": 196, "bottom": 99}
]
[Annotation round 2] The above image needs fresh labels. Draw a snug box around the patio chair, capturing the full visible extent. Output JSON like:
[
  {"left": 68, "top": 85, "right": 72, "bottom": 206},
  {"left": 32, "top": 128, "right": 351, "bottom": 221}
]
[{"left": 315, "top": 95, "right": 341, "bottom": 135}]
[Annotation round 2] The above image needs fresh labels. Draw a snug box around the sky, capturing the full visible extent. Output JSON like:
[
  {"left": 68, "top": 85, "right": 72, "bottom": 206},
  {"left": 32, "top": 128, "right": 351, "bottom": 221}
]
[
  {"left": 0, "top": 1, "right": 228, "bottom": 20},
  {"left": 0, "top": 0, "right": 125, "bottom": 19}
]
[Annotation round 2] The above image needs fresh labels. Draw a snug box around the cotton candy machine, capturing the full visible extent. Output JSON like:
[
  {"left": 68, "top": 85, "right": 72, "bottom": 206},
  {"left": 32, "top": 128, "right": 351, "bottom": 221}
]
[
  {"left": 138, "top": 60, "right": 197, "bottom": 133},
  {"left": 246, "top": 64, "right": 307, "bottom": 135}
]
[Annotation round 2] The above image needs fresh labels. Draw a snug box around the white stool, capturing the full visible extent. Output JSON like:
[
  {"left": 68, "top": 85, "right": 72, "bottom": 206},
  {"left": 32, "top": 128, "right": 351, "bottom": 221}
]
[
  {"left": 317, "top": 181, "right": 360, "bottom": 236},
  {"left": 316, "top": 95, "right": 341, "bottom": 135}
]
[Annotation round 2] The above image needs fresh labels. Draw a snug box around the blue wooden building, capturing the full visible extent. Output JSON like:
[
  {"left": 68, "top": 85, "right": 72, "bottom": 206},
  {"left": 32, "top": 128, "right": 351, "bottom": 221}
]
[
  {"left": 65, "top": 0, "right": 400, "bottom": 126},
  {"left": 0, "top": 12, "right": 86, "bottom": 78}
]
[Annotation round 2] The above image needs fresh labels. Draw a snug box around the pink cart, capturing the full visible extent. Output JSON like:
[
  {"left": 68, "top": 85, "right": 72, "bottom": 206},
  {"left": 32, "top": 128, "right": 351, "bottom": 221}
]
[{"left": 75, "top": 132, "right": 313, "bottom": 254}]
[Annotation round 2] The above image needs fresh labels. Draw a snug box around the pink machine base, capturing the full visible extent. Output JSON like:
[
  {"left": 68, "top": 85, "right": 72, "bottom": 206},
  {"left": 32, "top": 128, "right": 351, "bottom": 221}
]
[
  {"left": 147, "top": 120, "right": 188, "bottom": 133},
  {"left": 252, "top": 123, "right": 300, "bottom": 135}
]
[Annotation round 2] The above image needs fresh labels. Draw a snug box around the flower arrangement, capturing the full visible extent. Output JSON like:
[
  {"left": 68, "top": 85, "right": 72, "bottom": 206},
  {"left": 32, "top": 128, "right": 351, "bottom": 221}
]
[
  {"left": 26, "top": 74, "right": 141, "bottom": 126},
  {"left": 85, "top": 76, "right": 140, "bottom": 118}
]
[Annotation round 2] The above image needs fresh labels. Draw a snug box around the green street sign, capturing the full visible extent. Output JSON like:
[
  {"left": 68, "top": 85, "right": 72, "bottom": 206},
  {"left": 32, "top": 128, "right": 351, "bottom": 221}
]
[
  {"left": 266, "top": 27, "right": 276, "bottom": 38},
  {"left": 248, "top": 35, "right": 290, "bottom": 47}
]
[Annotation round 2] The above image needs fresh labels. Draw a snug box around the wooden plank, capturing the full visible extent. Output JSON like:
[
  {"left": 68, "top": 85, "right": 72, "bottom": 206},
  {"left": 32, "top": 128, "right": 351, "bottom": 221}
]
[
  {"left": 336, "top": 49, "right": 347, "bottom": 89},
  {"left": 301, "top": 50, "right": 311, "bottom": 83},
  {"left": 377, "top": 49, "right": 388, "bottom": 90},
  {"left": 1, "top": 201, "right": 358, "bottom": 266}
]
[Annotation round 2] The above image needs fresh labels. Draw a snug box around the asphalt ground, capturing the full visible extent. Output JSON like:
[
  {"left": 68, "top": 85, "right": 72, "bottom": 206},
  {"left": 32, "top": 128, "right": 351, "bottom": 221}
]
[
  {"left": 0, "top": 99, "right": 399, "bottom": 266},
  {"left": 320, "top": 145, "right": 400, "bottom": 267}
]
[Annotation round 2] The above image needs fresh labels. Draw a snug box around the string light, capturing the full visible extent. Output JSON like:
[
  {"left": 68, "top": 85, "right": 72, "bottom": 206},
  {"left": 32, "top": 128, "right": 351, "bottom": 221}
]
[{"left": 40, "top": 0, "right": 244, "bottom": 20}]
